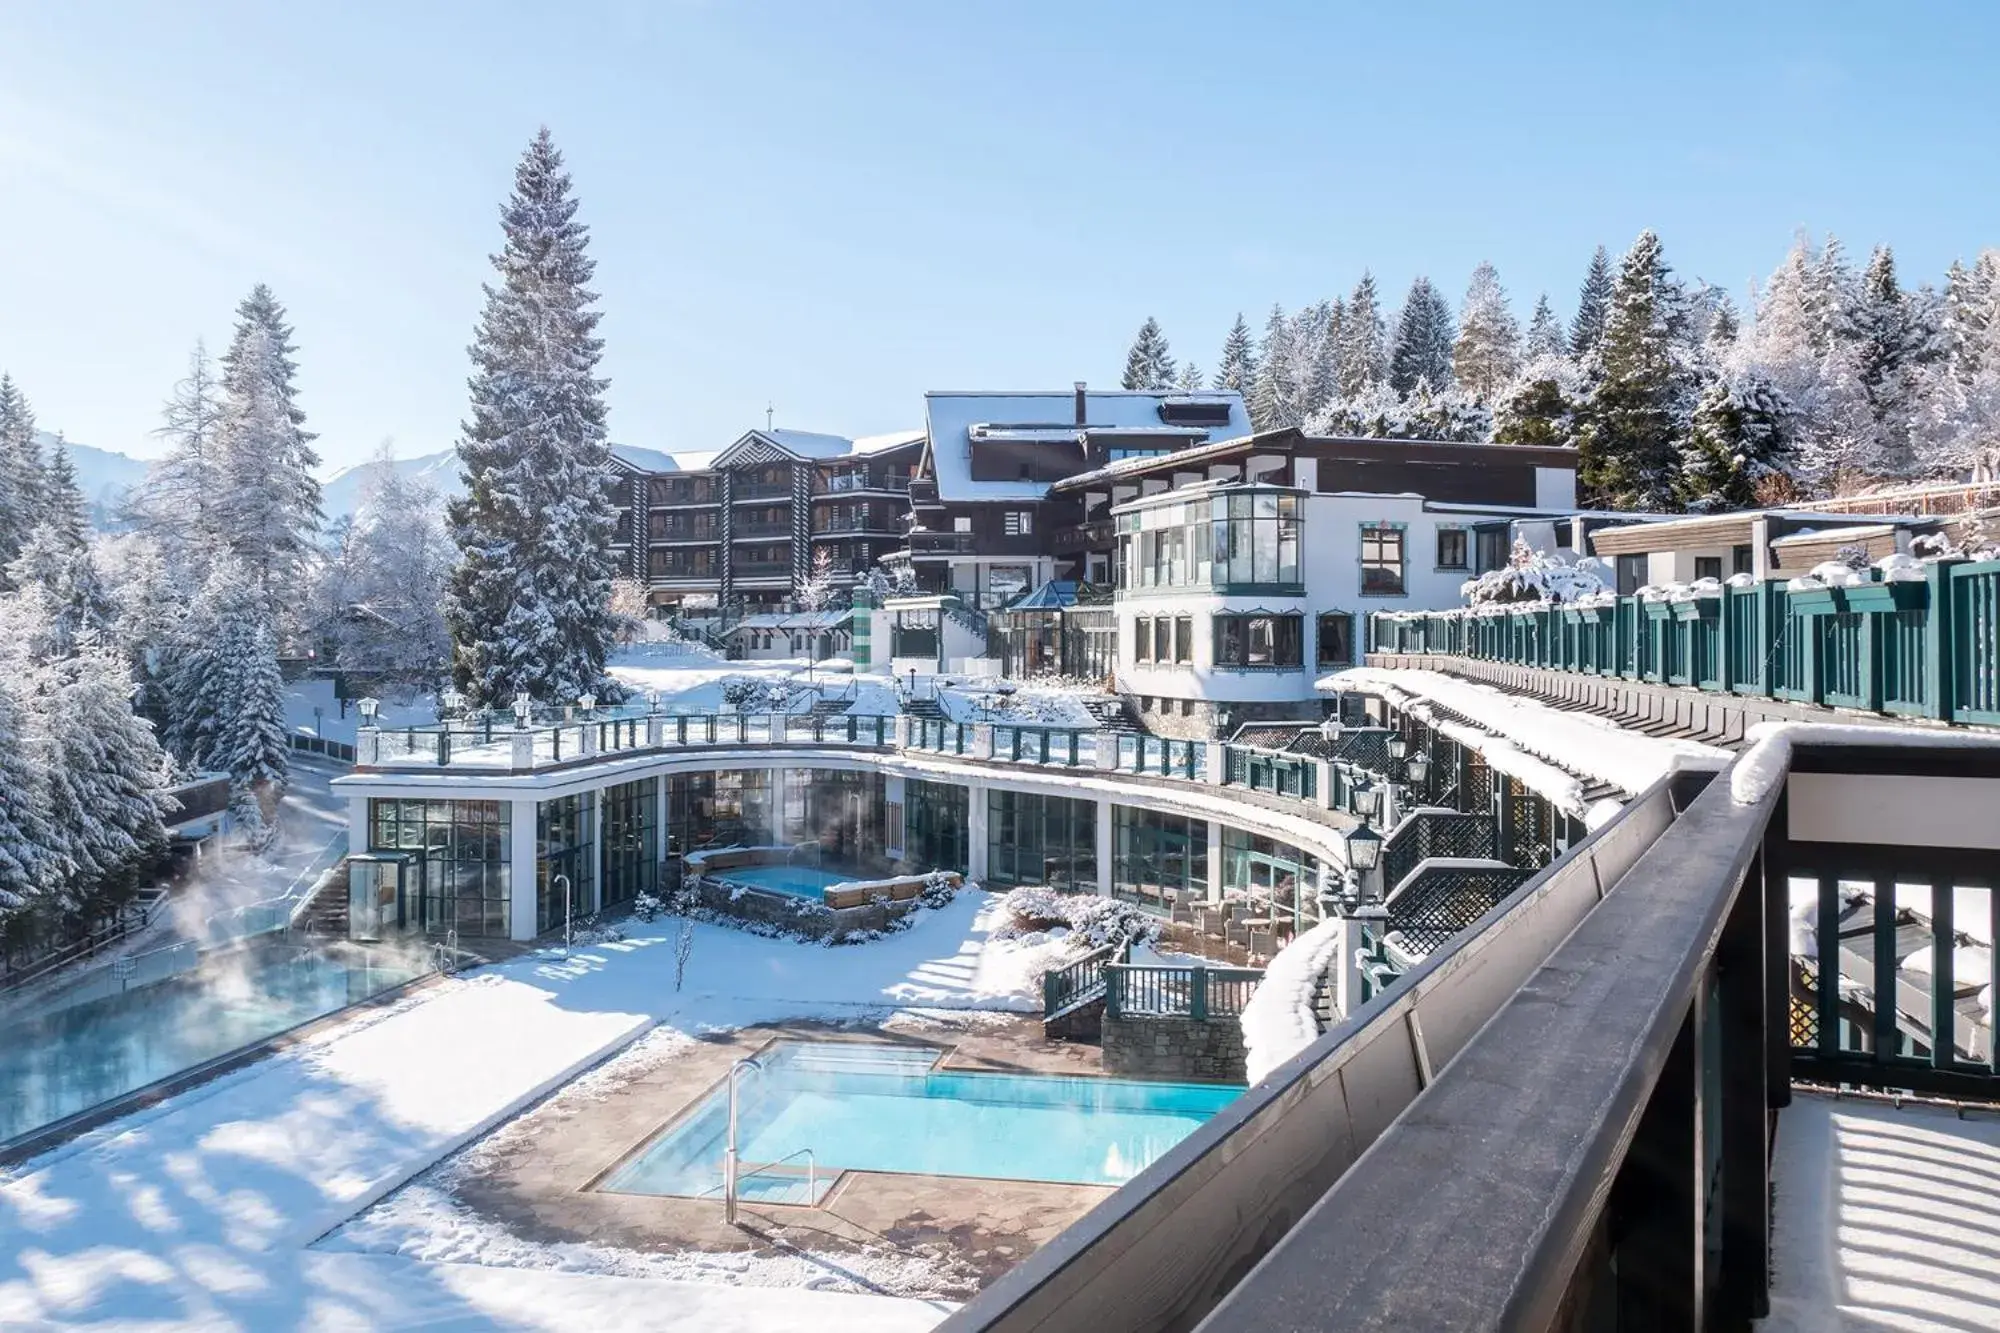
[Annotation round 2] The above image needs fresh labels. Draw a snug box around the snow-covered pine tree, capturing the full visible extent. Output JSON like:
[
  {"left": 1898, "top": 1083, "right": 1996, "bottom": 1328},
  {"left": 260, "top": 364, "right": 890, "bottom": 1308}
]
[
  {"left": 1338, "top": 273, "right": 1387, "bottom": 396},
  {"left": 1676, "top": 363, "right": 1796, "bottom": 512},
  {"left": 1573, "top": 230, "right": 1693, "bottom": 509},
  {"left": 1916, "top": 250, "right": 2000, "bottom": 480},
  {"left": 137, "top": 342, "right": 226, "bottom": 563},
  {"left": 1176, "top": 360, "right": 1205, "bottom": 391},
  {"left": 1569, "top": 246, "right": 1614, "bottom": 357},
  {"left": 220, "top": 287, "right": 320, "bottom": 587},
  {"left": 1452, "top": 262, "right": 1522, "bottom": 402},
  {"left": 108, "top": 535, "right": 187, "bottom": 729},
  {"left": 39, "top": 439, "right": 89, "bottom": 556},
  {"left": 1524, "top": 293, "right": 1567, "bottom": 360},
  {"left": 320, "top": 449, "right": 455, "bottom": 685},
  {"left": 0, "top": 654, "right": 54, "bottom": 915},
  {"left": 1808, "top": 234, "right": 1856, "bottom": 356},
  {"left": 446, "top": 128, "right": 621, "bottom": 708},
  {"left": 1213, "top": 313, "right": 1259, "bottom": 397},
  {"left": 1248, "top": 304, "right": 1296, "bottom": 430},
  {"left": 0, "top": 376, "right": 45, "bottom": 577},
  {"left": 1316, "top": 297, "right": 1347, "bottom": 410},
  {"left": 215, "top": 618, "right": 289, "bottom": 825},
  {"left": 1120, "top": 317, "right": 1176, "bottom": 390},
  {"left": 1388, "top": 276, "right": 1455, "bottom": 394},
  {"left": 1492, "top": 354, "right": 1584, "bottom": 449},
  {"left": 1850, "top": 246, "right": 1927, "bottom": 477},
  {"left": 1287, "top": 301, "right": 1336, "bottom": 421}
]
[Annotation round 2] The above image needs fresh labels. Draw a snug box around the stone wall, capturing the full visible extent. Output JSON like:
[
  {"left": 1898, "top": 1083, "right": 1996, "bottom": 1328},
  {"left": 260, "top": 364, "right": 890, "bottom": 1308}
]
[
  {"left": 693, "top": 880, "right": 910, "bottom": 942},
  {"left": 1102, "top": 1013, "right": 1247, "bottom": 1083}
]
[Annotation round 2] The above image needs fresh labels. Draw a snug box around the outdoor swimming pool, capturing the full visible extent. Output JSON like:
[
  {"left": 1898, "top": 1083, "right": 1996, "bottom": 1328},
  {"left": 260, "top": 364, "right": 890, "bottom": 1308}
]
[
  {"left": 0, "top": 940, "right": 431, "bottom": 1150},
  {"left": 709, "top": 864, "right": 850, "bottom": 901},
  {"left": 601, "top": 1040, "right": 1240, "bottom": 1204}
]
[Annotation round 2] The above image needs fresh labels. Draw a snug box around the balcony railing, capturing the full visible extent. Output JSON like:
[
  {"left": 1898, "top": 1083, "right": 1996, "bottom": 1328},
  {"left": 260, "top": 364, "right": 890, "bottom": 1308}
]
[
  {"left": 816, "top": 472, "right": 911, "bottom": 495},
  {"left": 732, "top": 483, "right": 791, "bottom": 502},
  {"left": 1368, "top": 556, "right": 2000, "bottom": 726},
  {"left": 731, "top": 522, "right": 790, "bottom": 540},
  {"left": 732, "top": 560, "right": 790, "bottom": 577},
  {"left": 908, "top": 530, "right": 978, "bottom": 555}
]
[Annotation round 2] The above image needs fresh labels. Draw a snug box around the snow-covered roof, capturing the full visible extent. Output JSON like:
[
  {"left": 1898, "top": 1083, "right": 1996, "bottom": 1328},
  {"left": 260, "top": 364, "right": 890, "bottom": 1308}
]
[
  {"left": 923, "top": 389, "right": 1252, "bottom": 503},
  {"left": 609, "top": 443, "right": 683, "bottom": 473},
  {"left": 850, "top": 429, "right": 926, "bottom": 455},
  {"left": 728, "top": 610, "right": 850, "bottom": 632}
]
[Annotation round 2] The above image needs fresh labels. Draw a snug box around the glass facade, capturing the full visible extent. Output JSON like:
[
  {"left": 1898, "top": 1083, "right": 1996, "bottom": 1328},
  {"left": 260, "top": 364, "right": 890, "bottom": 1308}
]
[
  {"left": 367, "top": 798, "right": 512, "bottom": 938},
  {"left": 1111, "top": 807, "right": 1209, "bottom": 915},
  {"left": 783, "top": 768, "right": 885, "bottom": 870},
  {"left": 905, "top": 779, "right": 968, "bottom": 874},
  {"left": 600, "top": 778, "right": 658, "bottom": 909},
  {"left": 1214, "top": 613, "right": 1304, "bottom": 668},
  {"left": 986, "top": 790, "right": 1097, "bottom": 890},
  {"left": 1116, "top": 489, "right": 1302, "bottom": 593},
  {"left": 665, "top": 770, "right": 776, "bottom": 863},
  {"left": 537, "top": 793, "right": 597, "bottom": 934},
  {"left": 1222, "top": 828, "right": 1323, "bottom": 940}
]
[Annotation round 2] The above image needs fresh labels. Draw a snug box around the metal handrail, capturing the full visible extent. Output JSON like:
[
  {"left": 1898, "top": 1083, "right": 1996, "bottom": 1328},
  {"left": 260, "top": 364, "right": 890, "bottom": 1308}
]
[
  {"left": 733, "top": 1146, "right": 819, "bottom": 1206},
  {"left": 723, "top": 1056, "right": 760, "bottom": 1223}
]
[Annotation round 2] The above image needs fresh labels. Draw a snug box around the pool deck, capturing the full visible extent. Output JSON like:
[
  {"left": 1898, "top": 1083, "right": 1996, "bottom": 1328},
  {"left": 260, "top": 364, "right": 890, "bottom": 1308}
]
[{"left": 443, "top": 1016, "right": 1117, "bottom": 1295}]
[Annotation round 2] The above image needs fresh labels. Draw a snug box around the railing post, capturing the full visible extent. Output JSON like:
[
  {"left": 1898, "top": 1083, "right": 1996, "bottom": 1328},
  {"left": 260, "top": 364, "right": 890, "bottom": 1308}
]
[
  {"left": 1611, "top": 997, "right": 1703, "bottom": 1331},
  {"left": 1717, "top": 849, "right": 1771, "bottom": 1321},
  {"left": 510, "top": 731, "right": 535, "bottom": 769},
  {"left": 1925, "top": 557, "right": 1957, "bottom": 721},
  {"left": 1190, "top": 966, "right": 1208, "bottom": 1021}
]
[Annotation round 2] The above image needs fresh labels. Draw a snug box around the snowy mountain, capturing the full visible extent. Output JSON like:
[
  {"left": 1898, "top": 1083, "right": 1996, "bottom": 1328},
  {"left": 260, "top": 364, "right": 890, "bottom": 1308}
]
[
  {"left": 318, "top": 449, "right": 464, "bottom": 519},
  {"left": 48, "top": 435, "right": 465, "bottom": 528}
]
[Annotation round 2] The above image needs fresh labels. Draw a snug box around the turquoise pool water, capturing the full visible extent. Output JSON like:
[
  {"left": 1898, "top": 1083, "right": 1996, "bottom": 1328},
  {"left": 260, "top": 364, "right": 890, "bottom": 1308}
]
[
  {"left": 711, "top": 865, "right": 849, "bottom": 900},
  {"left": 602, "top": 1041, "right": 1240, "bottom": 1203},
  {"left": 0, "top": 940, "right": 429, "bottom": 1148}
]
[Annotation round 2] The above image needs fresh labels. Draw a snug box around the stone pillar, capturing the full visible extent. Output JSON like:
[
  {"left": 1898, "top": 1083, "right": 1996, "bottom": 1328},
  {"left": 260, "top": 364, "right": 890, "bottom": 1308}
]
[
  {"left": 1094, "top": 796, "right": 1114, "bottom": 898},
  {"left": 1206, "top": 819, "right": 1225, "bottom": 902},
  {"left": 1314, "top": 757, "right": 1335, "bottom": 810},
  {"left": 646, "top": 715, "right": 667, "bottom": 748},
  {"left": 508, "top": 797, "right": 539, "bottom": 942},
  {"left": 894, "top": 713, "right": 913, "bottom": 750},
  {"left": 972, "top": 722, "right": 995, "bottom": 760},
  {"left": 348, "top": 795, "right": 371, "bottom": 853},
  {"left": 1334, "top": 910, "right": 1365, "bottom": 1019},
  {"left": 1093, "top": 734, "right": 1117, "bottom": 771},
  {"left": 1205, "top": 740, "right": 1227, "bottom": 785},
  {"left": 967, "top": 780, "right": 990, "bottom": 882},
  {"left": 579, "top": 723, "right": 599, "bottom": 759},
  {"left": 355, "top": 727, "right": 380, "bottom": 766},
  {"left": 511, "top": 731, "right": 536, "bottom": 770}
]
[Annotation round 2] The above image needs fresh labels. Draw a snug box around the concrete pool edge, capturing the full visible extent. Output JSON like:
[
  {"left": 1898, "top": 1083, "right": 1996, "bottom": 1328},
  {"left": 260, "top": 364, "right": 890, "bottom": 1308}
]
[{"left": 0, "top": 965, "right": 456, "bottom": 1169}]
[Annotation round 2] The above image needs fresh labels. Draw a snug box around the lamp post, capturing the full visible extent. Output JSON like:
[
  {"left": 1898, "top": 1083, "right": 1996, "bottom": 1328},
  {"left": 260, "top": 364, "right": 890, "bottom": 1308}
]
[
  {"left": 513, "top": 692, "right": 533, "bottom": 728},
  {"left": 357, "top": 697, "right": 380, "bottom": 726}
]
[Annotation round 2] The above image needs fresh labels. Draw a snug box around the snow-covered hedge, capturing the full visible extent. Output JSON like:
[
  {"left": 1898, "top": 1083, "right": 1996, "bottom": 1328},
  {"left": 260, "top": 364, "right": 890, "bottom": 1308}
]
[
  {"left": 991, "top": 887, "right": 1162, "bottom": 950},
  {"left": 1460, "top": 538, "right": 1608, "bottom": 607}
]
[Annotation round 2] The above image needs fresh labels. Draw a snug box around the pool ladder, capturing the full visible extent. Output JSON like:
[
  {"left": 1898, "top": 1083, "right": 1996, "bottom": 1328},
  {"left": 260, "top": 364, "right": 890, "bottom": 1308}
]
[{"left": 723, "top": 1056, "right": 817, "bottom": 1224}]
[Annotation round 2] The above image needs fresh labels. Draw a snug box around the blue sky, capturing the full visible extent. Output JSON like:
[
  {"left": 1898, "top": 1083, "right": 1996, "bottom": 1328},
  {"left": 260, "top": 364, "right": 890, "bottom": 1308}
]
[{"left": 1, "top": 0, "right": 1995, "bottom": 472}]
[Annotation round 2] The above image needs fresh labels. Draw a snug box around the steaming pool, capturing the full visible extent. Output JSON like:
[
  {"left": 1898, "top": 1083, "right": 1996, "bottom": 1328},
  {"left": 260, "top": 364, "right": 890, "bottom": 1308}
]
[
  {"left": 0, "top": 939, "right": 429, "bottom": 1148},
  {"left": 600, "top": 1040, "right": 1238, "bottom": 1204},
  {"left": 708, "top": 865, "right": 851, "bottom": 902}
]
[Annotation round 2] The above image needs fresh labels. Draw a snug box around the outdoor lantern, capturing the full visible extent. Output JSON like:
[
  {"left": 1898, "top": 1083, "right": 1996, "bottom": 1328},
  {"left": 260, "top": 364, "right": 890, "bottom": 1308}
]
[
  {"left": 578, "top": 692, "right": 597, "bottom": 716},
  {"left": 357, "top": 696, "right": 380, "bottom": 725},
  {"left": 440, "top": 688, "right": 466, "bottom": 717},
  {"left": 514, "top": 692, "right": 533, "bottom": 726},
  {"left": 1386, "top": 734, "right": 1409, "bottom": 762},
  {"left": 1343, "top": 822, "right": 1384, "bottom": 874},
  {"left": 1404, "top": 755, "right": 1430, "bottom": 786},
  {"left": 1355, "top": 783, "right": 1384, "bottom": 821}
]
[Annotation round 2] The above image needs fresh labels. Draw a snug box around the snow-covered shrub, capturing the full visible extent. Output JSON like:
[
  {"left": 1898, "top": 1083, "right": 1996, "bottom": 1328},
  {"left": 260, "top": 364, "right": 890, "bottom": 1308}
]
[
  {"left": 1460, "top": 538, "right": 1606, "bottom": 607},
  {"left": 992, "top": 886, "right": 1161, "bottom": 950},
  {"left": 919, "top": 870, "right": 959, "bottom": 909},
  {"left": 632, "top": 891, "right": 664, "bottom": 921}
]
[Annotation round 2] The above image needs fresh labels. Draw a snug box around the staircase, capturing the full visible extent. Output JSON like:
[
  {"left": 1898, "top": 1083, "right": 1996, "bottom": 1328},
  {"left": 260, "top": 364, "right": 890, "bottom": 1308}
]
[
  {"left": 1078, "top": 695, "right": 1142, "bottom": 734},
  {"left": 1384, "top": 858, "right": 1537, "bottom": 955},
  {"left": 1379, "top": 810, "right": 1500, "bottom": 898},
  {"left": 292, "top": 862, "right": 351, "bottom": 939},
  {"left": 901, "top": 695, "right": 946, "bottom": 721}
]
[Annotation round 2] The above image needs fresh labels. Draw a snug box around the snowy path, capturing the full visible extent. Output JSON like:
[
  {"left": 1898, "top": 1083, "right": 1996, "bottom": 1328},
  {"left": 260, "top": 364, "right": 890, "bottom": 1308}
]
[
  {"left": 1763, "top": 1092, "right": 2000, "bottom": 1332},
  {"left": 0, "top": 895, "right": 1027, "bottom": 1330}
]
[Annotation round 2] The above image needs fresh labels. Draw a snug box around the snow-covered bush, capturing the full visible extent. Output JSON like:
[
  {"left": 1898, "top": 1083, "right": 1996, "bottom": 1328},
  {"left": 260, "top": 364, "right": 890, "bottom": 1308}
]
[
  {"left": 992, "top": 887, "right": 1162, "bottom": 950},
  {"left": 1460, "top": 538, "right": 1607, "bottom": 607},
  {"left": 919, "top": 870, "right": 960, "bottom": 909}
]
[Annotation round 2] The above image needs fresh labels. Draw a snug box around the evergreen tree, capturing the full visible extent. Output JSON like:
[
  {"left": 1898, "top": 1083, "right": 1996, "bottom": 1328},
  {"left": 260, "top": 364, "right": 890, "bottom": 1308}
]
[
  {"left": 1288, "top": 300, "right": 1337, "bottom": 421},
  {"left": 36, "top": 645, "right": 172, "bottom": 906},
  {"left": 312, "top": 449, "right": 455, "bottom": 684},
  {"left": 1388, "top": 276, "right": 1455, "bottom": 394},
  {"left": 1524, "top": 293, "right": 1567, "bottom": 360},
  {"left": 1337, "top": 273, "right": 1387, "bottom": 396},
  {"left": 39, "top": 439, "right": 89, "bottom": 556},
  {"left": 214, "top": 288, "right": 320, "bottom": 607},
  {"left": 1213, "top": 313, "right": 1259, "bottom": 397},
  {"left": 0, "top": 376, "right": 45, "bottom": 578},
  {"left": 1676, "top": 367, "right": 1796, "bottom": 512},
  {"left": 110, "top": 536, "right": 187, "bottom": 729},
  {"left": 1851, "top": 246, "right": 1926, "bottom": 476},
  {"left": 1492, "top": 355, "right": 1584, "bottom": 449},
  {"left": 446, "top": 128, "right": 620, "bottom": 708},
  {"left": 137, "top": 343, "right": 226, "bottom": 562},
  {"left": 1316, "top": 297, "right": 1347, "bottom": 410},
  {"left": 0, "top": 658, "right": 53, "bottom": 914},
  {"left": 1707, "top": 295, "right": 1741, "bottom": 348},
  {"left": 1120, "top": 317, "right": 1176, "bottom": 390},
  {"left": 1570, "top": 246, "right": 1614, "bottom": 356},
  {"left": 1175, "top": 360, "right": 1205, "bottom": 392},
  {"left": 215, "top": 618, "right": 289, "bottom": 827},
  {"left": 1808, "top": 234, "right": 1856, "bottom": 354},
  {"left": 1574, "top": 230, "right": 1692, "bottom": 509},
  {"left": 1248, "top": 304, "right": 1296, "bottom": 430},
  {"left": 1452, "top": 261, "right": 1521, "bottom": 401}
]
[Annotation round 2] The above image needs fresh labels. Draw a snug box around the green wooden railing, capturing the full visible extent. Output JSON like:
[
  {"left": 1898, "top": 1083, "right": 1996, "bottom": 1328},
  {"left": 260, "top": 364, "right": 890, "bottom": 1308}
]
[
  {"left": 1368, "top": 557, "right": 2000, "bottom": 726},
  {"left": 1104, "top": 963, "right": 1264, "bottom": 1020},
  {"left": 1041, "top": 940, "right": 1130, "bottom": 1018}
]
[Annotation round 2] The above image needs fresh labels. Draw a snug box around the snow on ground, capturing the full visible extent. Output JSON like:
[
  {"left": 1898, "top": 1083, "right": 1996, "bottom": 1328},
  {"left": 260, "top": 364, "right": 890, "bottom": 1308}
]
[
  {"left": 1324, "top": 666, "right": 1728, "bottom": 799},
  {"left": 0, "top": 891, "right": 1041, "bottom": 1330},
  {"left": 284, "top": 677, "right": 435, "bottom": 747},
  {"left": 1764, "top": 1092, "right": 2000, "bottom": 1332}
]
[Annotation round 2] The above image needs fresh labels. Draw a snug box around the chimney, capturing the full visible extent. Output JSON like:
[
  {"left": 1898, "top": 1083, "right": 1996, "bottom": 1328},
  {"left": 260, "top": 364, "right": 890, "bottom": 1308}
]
[{"left": 1073, "top": 381, "right": 1087, "bottom": 427}]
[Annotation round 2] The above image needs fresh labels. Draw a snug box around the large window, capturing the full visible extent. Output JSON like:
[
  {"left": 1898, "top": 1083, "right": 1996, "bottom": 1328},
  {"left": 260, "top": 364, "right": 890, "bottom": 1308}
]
[
  {"left": 986, "top": 790, "right": 1097, "bottom": 891},
  {"left": 1114, "top": 488, "right": 1302, "bottom": 593},
  {"left": 1173, "top": 615, "right": 1193, "bottom": 664},
  {"left": 537, "top": 792, "right": 597, "bottom": 935},
  {"left": 1436, "top": 527, "right": 1468, "bottom": 570},
  {"left": 1112, "top": 807, "right": 1209, "bottom": 915},
  {"left": 783, "top": 769, "right": 884, "bottom": 868},
  {"left": 1222, "top": 828, "right": 1323, "bottom": 941},
  {"left": 1214, "top": 613, "right": 1303, "bottom": 669},
  {"left": 1361, "top": 525, "right": 1406, "bottom": 595},
  {"left": 1695, "top": 556, "right": 1723, "bottom": 583},
  {"left": 1316, "top": 612, "right": 1354, "bottom": 669},
  {"left": 906, "top": 780, "right": 968, "bottom": 875},
  {"left": 664, "top": 771, "right": 775, "bottom": 871},
  {"left": 600, "top": 779, "right": 657, "bottom": 909},
  {"left": 368, "top": 798, "right": 511, "bottom": 937}
]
